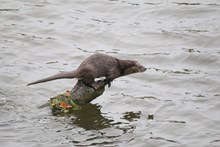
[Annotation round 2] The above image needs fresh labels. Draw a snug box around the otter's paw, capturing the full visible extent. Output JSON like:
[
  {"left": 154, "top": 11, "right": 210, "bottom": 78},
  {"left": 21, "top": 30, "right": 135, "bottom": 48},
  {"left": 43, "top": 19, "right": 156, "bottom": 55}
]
[
  {"left": 104, "top": 80, "right": 112, "bottom": 88},
  {"left": 107, "top": 82, "right": 111, "bottom": 88}
]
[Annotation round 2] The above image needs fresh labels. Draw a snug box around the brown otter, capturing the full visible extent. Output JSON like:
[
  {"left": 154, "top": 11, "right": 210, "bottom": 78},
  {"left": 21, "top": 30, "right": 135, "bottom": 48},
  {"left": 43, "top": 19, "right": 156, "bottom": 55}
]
[{"left": 27, "top": 53, "right": 146, "bottom": 88}]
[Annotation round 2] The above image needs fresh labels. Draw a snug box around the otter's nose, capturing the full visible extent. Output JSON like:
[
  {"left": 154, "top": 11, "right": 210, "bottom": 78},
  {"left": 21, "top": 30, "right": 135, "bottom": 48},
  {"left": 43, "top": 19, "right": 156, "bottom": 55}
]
[{"left": 140, "top": 66, "right": 146, "bottom": 72}]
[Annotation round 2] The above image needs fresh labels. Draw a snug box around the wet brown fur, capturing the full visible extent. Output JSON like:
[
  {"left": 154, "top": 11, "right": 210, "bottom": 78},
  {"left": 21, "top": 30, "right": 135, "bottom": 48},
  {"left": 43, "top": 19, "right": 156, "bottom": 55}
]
[{"left": 27, "top": 53, "right": 146, "bottom": 87}]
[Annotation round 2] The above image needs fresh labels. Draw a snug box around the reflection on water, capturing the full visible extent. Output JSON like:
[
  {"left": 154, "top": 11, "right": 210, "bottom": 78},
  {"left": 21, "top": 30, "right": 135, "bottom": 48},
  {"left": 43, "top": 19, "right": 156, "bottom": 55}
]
[
  {"left": 1, "top": 0, "right": 220, "bottom": 146},
  {"left": 70, "top": 104, "right": 112, "bottom": 130},
  {"left": 122, "top": 111, "right": 141, "bottom": 122}
]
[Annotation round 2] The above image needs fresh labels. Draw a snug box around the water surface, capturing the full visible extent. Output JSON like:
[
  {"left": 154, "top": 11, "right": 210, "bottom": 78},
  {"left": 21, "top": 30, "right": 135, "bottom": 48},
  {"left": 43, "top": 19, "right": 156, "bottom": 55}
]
[{"left": 0, "top": 0, "right": 220, "bottom": 146}]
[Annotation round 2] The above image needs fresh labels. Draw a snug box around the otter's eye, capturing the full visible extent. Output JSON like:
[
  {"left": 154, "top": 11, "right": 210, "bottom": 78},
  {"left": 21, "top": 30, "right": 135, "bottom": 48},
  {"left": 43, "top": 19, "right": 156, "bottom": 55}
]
[{"left": 131, "top": 62, "right": 136, "bottom": 66}]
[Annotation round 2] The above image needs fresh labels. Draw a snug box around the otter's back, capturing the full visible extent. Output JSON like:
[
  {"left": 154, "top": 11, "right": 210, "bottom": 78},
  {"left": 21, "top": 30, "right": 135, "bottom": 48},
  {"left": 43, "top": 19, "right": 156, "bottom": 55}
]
[{"left": 78, "top": 53, "right": 118, "bottom": 77}]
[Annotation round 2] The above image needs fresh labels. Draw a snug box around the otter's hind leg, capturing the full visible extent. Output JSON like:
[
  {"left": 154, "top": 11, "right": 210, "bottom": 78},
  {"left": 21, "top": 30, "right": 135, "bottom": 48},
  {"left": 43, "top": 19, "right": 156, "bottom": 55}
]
[{"left": 81, "top": 78, "right": 95, "bottom": 88}]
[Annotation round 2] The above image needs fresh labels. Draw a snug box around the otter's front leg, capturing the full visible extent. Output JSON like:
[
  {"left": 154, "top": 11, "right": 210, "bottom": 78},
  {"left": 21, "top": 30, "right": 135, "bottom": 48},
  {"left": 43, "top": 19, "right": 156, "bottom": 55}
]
[
  {"left": 104, "top": 78, "right": 112, "bottom": 88},
  {"left": 105, "top": 73, "right": 119, "bottom": 88},
  {"left": 105, "top": 71, "right": 121, "bottom": 88}
]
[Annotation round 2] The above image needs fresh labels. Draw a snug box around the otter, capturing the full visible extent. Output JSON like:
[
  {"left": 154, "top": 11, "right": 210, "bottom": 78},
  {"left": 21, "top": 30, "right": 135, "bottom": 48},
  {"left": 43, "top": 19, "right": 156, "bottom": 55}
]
[{"left": 27, "top": 53, "right": 146, "bottom": 88}]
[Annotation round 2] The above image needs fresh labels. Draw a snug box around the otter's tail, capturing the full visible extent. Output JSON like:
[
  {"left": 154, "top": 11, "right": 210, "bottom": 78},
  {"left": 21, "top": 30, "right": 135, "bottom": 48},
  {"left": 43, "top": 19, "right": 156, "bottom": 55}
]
[{"left": 27, "top": 70, "right": 77, "bottom": 86}]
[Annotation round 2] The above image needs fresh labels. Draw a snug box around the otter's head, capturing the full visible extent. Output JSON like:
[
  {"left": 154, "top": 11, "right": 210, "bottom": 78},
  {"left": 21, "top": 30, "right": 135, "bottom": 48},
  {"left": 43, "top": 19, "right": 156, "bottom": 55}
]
[{"left": 122, "top": 60, "right": 146, "bottom": 76}]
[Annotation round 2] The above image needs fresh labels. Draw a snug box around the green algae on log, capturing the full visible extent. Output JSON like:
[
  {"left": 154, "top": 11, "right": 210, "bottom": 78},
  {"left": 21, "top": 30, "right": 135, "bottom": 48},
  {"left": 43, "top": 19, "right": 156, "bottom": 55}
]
[{"left": 50, "top": 80, "right": 107, "bottom": 115}]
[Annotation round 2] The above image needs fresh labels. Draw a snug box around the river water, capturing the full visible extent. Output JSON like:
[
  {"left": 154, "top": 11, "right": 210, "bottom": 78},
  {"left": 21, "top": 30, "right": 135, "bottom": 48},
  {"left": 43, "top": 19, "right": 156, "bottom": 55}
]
[{"left": 0, "top": 0, "right": 220, "bottom": 146}]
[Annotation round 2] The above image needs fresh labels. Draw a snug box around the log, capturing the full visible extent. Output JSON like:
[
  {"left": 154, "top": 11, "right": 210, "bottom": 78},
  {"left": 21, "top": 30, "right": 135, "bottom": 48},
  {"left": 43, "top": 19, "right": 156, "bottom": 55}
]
[{"left": 50, "top": 80, "right": 107, "bottom": 115}]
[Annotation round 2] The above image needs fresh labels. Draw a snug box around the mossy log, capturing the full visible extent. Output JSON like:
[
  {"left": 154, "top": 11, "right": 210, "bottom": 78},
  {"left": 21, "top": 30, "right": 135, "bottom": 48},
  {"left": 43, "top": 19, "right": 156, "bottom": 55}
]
[{"left": 50, "top": 80, "right": 107, "bottom": 115}]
